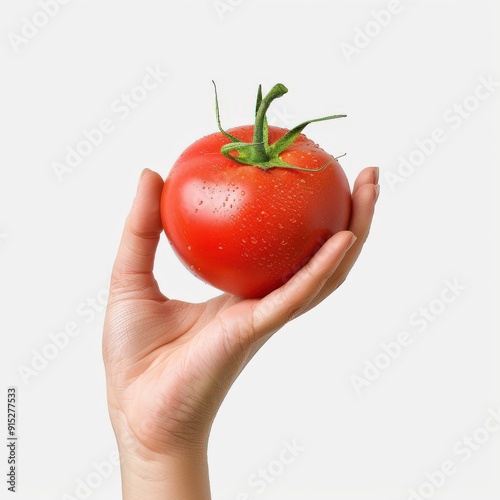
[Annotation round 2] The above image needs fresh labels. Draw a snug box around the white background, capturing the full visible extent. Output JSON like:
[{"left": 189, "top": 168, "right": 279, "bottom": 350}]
[{"left": 1, "top": 0, "right": 499, "bottom": 499}]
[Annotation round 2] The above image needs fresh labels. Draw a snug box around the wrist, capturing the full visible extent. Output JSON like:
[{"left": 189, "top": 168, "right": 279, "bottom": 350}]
[
  {"left": 109, "top": 409, "right": 212, "bottom": 499},
  {"left": 118, "top": 447, "right": 211, "bottom": 500}
]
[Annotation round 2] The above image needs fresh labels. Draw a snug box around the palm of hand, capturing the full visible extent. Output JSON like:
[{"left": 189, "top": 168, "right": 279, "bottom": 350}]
[{"left": 104, "top": 284, "right": 258, "bottom": 451}]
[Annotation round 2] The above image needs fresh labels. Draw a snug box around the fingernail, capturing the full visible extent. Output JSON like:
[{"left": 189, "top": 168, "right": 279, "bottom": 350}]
[
  {"left": 137, "top": 168, "right": 150, "bottom": 190},
  {"left": 374, "top": 184, "right": 380, "bottom": 202},
  {"left": 373, "top": 167, "right": 380, "bottom": 184},
  {"left": 347, "top": 232, "right": 357, "bottom": 250}
]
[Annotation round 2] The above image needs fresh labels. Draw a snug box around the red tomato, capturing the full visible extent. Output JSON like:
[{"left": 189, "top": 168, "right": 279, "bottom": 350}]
[{"left": 161, "top": 84, "right": 351, "bottom": 298}]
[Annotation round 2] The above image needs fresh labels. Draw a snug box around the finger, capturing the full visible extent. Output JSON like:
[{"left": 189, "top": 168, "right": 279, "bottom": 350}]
[
  {"left": 111, "top": 169, "right": 165, "bottom": 289},
  {"left": 249, "top": 230, "right": 357, "bottom": 340},
  {"left": 348, "top": 183, "right": 379, "bottom": 245},
  {"left": 353, "top": 166, "right": 379, "bottom": 195},
  {"left": 308, "top": 181, "right": 379, "bottom": 309}
]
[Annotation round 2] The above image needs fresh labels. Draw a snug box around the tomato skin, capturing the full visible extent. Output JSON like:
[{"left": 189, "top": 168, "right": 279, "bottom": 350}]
[{"left": 161, "top": 125, "right": 351, "bottom": 298}]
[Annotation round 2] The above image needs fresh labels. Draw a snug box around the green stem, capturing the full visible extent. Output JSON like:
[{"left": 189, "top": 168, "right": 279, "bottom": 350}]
[
  {"left": 252, "top": 84, "right": 287, "bottom": 161},
  {"left": 213, "top": 82, "right": 346, "bottom": 171},
  {"left": 212, "top": 81, "right": 240, "bottom": 144}
]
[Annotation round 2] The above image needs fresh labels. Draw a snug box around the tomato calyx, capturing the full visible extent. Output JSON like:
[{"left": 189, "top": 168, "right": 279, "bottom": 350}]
[{"left": 212, "top": 81, "right": 346, "bottom": 171}]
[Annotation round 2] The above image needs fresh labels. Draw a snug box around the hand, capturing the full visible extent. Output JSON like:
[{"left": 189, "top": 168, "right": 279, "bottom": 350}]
[{"left": 103, "top": 167, "right": 379, "bottom": 499}]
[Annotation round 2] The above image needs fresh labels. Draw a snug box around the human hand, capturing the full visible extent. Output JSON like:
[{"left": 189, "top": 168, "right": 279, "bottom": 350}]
[{"left": 102, "top": 166, "right": 379, "bottom": 499}]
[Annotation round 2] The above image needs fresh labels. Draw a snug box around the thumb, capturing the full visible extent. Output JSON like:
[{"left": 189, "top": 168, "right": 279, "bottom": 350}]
[{"left": 111, "top": 169, "right": 165, "bottom": 290}]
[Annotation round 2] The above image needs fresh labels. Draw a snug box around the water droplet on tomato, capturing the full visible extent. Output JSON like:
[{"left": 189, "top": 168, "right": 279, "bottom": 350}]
[
  {"left": 188, "top": 246, "right": 192, "bottom": 251},
  {"left": 250, "top": 237, "right": 258, "bottom": 244}
]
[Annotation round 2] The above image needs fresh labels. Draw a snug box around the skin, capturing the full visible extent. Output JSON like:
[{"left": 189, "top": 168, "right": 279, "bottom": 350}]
[{"left": 103, "top": 166, "right": 379, "bottom": 499}]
